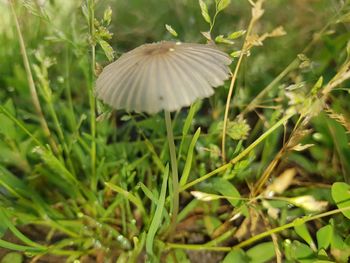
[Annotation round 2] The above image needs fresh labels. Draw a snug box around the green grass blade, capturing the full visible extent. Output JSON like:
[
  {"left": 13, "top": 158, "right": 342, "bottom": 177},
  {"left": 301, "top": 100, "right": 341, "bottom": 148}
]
[
  {"left": 178, "top": 101, "right": 201, "bottom": 160},
  {"left": 33, "top": 147, "right": 80, "bottom": 190},
  {"left": 210, "top": 177, "right": 242, "bottom": 207},
  {"left": 180, "top": 127, "right": 201, "bottom": 187},
  {"left": 0, "top": 239, "right": 45, "bottom": 253},
  {"left": 0, "top": 208, "right": 46, "bottom": 249},
  {"left": 146, "top": 165, "right": 169, "bottom": 256},
  {"left": 0, "top": 105, "right": 42, "bottom": 146},
  {"left": 138, "top": 182, "right": 158, "bottom": 203},
  {"left": 105, "top": 182, "right": 146, "bottom": 215}
]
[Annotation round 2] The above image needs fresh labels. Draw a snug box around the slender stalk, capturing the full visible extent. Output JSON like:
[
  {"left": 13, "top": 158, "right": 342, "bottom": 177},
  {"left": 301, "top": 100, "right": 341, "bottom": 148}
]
[
  {"left": 166, "top": 206, "right": 350, "bottom": 252},
  {"left": 221, "top": 12, "right": 255, "bottom": 162},
  {"left": 88, "top": 0, "right": 97, "bottom": 190},
  {"left": 9, "top": 0, "right": 58, "bottom": 154},
  {"left": 167, "top": 242, "right": 231, "bottom": 252},
  {"left": 64, "top": 44, "right": 77, "bottom": 129},
  {"left": 233, "top": 206, "right": 350, "bottom": 249},
  {"left": 164, "top": 110, "right": 179, "bottom": 240}
]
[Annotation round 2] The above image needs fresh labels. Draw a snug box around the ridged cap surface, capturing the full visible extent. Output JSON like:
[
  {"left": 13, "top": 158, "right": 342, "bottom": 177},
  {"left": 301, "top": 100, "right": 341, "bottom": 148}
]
[{"left": 96, "top": 41, "right": 231, "bottom": 113}]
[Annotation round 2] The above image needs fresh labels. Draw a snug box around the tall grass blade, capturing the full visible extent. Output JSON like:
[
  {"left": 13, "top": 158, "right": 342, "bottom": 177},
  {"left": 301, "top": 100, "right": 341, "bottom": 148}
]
[{"left": 146, "top": 165, "right": 169, "bottom": 257}]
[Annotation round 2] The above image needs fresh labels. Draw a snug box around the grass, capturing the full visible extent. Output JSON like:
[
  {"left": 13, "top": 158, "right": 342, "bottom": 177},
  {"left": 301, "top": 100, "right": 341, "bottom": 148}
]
[{"left": 1, "top": 0, "right": 350, "bottom": 262}]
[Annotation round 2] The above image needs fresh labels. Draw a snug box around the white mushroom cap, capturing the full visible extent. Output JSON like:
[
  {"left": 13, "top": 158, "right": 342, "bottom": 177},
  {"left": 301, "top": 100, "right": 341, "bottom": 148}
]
[{"left": 96, "top": 41, "right": 232, "bottom": 114}]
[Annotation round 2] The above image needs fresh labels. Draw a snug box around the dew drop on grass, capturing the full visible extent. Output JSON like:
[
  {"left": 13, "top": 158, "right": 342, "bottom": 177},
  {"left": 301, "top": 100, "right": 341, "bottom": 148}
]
[
  {"left": 7, "top": 86, "right": 14, "bottom": 92},
  {"left": 57, "top": 76, "right": 64, "bottom": 83},
  {"left": 312, "top": 133, "right": 323, "bottom": 141},
  {"left": 117, "top": 235, "right": 130, "bottom": 249}
]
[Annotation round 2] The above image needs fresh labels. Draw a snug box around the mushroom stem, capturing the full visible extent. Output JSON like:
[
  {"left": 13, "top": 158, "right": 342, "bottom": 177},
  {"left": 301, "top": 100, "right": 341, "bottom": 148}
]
[{"left": 164, "top": 110, "right": 179, "bottom": 239}]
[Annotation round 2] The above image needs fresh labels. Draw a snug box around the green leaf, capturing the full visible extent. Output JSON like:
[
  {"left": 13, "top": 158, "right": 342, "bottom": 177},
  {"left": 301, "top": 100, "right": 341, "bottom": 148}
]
[
  {"left": 230, "top": 50, "right": 242, "bottom": 58},
  {"left": 291, "top": 241, "right": 316, "bottom": 263},
  {"left": 146, "top": 165, "right": 169, "bottom": 256},
  {"left": 228, "top": 30, "right": 246, "bottom": 40},
  {"left": 316, "top": 225, "right": 332, "bottom": 250},
  {"left": 246, "top": 242, "right": 275, "bottom": 263},
  {"left": 180, "top": 128, "right": 201, "bottom": 186},
  {"left": 223, "top": 249, "right": 248, "bottom": 262},
  {"left": 217, "top": 0, "right": 231, "bottom": 12},
  {"left": 284, "top": 239, "right": 293, "bottom": 260},
  {"left": 294, "top": 222, "right": 316, "bottom": 250},
  {"left": 331, "top": 182, "right": 350, "bottom": 219},
  {"left": 215, "top": 35, "right": 234, "bottom": 45},
  {"left": 0, "top": 252, "right": 23, "bottom": 263},
  {"left": 99, "top": 39, "right": 115, "bottom": 61},
  {"left": 330, "top": 219, "right": 346, "bottom": 250},
  {"left": 199, "top": 0, "right": 211, "bottom": 24},
  {"left": 331, "top": 231, "right": 347, "bottom": 250},
  {"left": 316, "top": 248, "right": 334, "bottom": 262},
  {"left": 0, "top": 100, "right": 16, "bottom": 140},
  {"left": 210, "top": 177, "right": 241, "bottom": 207},
  {"left": 165, "top": 24, "right": 178, "bottom": 37}
]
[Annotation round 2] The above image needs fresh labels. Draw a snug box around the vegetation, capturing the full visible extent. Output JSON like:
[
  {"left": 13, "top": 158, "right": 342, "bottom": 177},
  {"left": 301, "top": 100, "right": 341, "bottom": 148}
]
[{"left": 1, "top": 0, "right": 350, "bottom": 262}]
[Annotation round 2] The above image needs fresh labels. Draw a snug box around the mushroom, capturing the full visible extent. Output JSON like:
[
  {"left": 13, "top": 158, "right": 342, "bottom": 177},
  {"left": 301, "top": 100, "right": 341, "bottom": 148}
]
[{"left": 95, "top": 40, "right": 231, "bottom": 238}]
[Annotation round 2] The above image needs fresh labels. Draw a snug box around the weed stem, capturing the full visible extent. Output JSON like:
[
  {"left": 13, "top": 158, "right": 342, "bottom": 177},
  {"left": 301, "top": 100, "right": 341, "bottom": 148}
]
[
  {"left": 88, "top": 0, "right": 97, "bottom": 191},
  {"left": 221, "top": 7, "right": 256, "bottom": 162}
]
